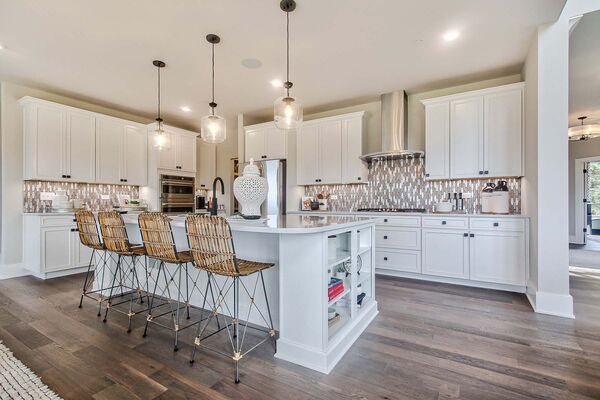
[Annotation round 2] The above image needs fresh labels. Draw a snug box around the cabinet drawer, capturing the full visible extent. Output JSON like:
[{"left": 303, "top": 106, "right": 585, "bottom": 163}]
[
  {"left": 376, "top": 249, "right": 421, "bottom": 274},
  {"left": 376, "top": 228, "right": 421, "bottom": 250},
  {"left": 469, "top": 218, "right": 525, "bottom": 232},
  {"left": 376, "top": 216, "right": 421, "bottom": 227},
  {"left": 422, "top": 217, "right": 468, "bottom": 230},
  {"left": 41, "top": 215, "right": 76, "bottom": 227}
]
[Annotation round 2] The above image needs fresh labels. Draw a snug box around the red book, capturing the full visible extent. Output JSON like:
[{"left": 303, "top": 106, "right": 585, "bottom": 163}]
[
  {"left": 328, "top": 282, "right": 344, "bottom": 297},
  {"left": 328, "top": 284, "right": 345, "bottom": 300}
]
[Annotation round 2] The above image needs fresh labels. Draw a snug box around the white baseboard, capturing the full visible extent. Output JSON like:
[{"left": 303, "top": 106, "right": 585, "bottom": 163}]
[
  {"left": 526, "top": 282, "right": 574, "bottom": 318},
  {"left": 0, "top": 263, "right": 31, "bottom": 280}
]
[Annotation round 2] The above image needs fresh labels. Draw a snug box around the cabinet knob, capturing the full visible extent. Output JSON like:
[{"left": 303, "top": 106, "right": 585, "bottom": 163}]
[
  {"left": 470, "top": 233, "right": 475, "bottom": 238},
  {"left": 478, "top": 171, "right": 483, "bottom": 175},
  {"left": 383, "top": 257, "right": 388, "bottom": 261},
  {"left": 200, "top": 184, "right": 206, "bottom": 188},
  {"left": 493, "top": 222, "right": 499, "bottom": 227},
  {"left": 442, "top": 221, "right": 447, "bottom": 225},
  {"left": 425, "top": 173, "right": 430, "bottom": 177},
  {"left": 484, "top": 170, "right": 489, "bottom": 175},
  {"left": 72, "top": 219, "right": 77, "bottom": 222},
  {"left": 61, "top": 175, "right": 66, "bottom": 178},
  {"left": 384, "top": 219, "right": 388, "bottom": 222},
  {"left": 383, "top": 235, "right": 388, "bottom": 239},
  {"left": 357, "top": 177, "right": 361, "bottom": 181},
  {"left": 261, "top": 155, "right": 267, "bottom": 159},
  {"left": 70, "top": 228, "right": 79, "bottom": 232},
  {"left": 463, "top": 233, "right": 468, "bottom": 237}
]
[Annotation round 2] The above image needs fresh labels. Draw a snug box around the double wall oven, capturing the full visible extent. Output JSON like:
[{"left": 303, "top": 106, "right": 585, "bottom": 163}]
[{"left": 160, "top": 174, "right": 195, "bottom": 214}]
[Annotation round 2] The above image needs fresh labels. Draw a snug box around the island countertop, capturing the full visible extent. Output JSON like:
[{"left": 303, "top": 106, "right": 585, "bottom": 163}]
[{"left": 121, "top": 213, "right": 377, "bottom": 234}]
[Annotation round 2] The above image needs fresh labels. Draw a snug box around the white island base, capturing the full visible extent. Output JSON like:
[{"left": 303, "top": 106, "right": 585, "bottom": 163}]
[{"left": 115, "top": 214, "right": 378, "bottom": 374}]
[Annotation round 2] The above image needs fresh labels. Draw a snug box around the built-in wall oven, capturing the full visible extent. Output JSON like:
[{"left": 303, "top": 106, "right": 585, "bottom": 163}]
[{"left": 160, "top": 175, "right": 195, "bottom": 214}]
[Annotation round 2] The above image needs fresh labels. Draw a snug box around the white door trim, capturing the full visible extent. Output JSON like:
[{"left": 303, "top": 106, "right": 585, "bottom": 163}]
[{"left": 573, "top": 155, "right": 600, "bottom": 244}]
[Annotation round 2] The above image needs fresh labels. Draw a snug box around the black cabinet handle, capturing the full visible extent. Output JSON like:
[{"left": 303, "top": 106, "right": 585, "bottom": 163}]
[
  {"left": 493, "top": 222, "right": 499, "bottom": 227},
  {"left": 261, "top": 155, "right": 267, "bottom": 159},
  {"left": 357, "top": 177, "right": 361, "bottom": 181},
  {"left": 470, "top": 233, "right": 475, "bottom": 238},
  {"left": 70, "top": 228, "right": 79, "bottom": 232},
  {"left": 72, "top": 219, "right": 77, "bottom": 222},
  {"left": 463, "top": 233, "right": 468, "bottom": 237},
  {"left": 200, "top": 184, "right": 206, "bottom": 188},
  {"left": 425, "top": 173, "right": 430, "bottom": 177},
  {"left": 478, "top": 171, "right": 483, "bottom": 175},
  {"left": 61, "top": 175, "right": 66, "bottom": 178},
  {"left": 383, "top": 236, "right": 388, "bottom": 239},
  {"left": 124, "top": 179, "right": 128, "bottom": 182},
  {"left": 384, "top": 219, "right": 388, "bottom": 222},
  {"left": 484, "top": 171, "right": 489, "bottom": 175},
  {"left": 442, "top": 221, "right": 447, "bottom": 225},
  {"left": 383, "top": 257, "right": 388, "bottom": 261}
]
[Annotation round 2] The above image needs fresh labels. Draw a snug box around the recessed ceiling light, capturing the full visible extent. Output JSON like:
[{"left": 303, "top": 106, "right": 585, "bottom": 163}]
[
  {"left": 443, "top": 30, "right": 460, "bottom": 42},
  {"left": 0, "top": 44, "right": 4, "bottom": 50},
  {"left": 271, "top": 79, "right": 283, "bottom": 88},
  {"left": 241, "top": 58, "right": 262, "bottom": 69},
  {"left": 180, "top": 106, "right": 192, "bottom": 112}
]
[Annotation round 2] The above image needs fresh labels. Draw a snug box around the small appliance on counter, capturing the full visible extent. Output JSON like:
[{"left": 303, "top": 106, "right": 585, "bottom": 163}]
[{"left": 481, "top": 180, "right": 510, "bottom": 214}]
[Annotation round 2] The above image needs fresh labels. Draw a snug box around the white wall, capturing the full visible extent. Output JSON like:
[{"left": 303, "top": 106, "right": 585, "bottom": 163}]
[{"left": 0, "top": 81, "right": 150, "bottom": 271}]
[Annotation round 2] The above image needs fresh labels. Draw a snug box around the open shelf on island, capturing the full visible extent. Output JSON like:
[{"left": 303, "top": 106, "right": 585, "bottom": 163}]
[
  {"left": 357, "top": 273, "right": 371, "bottom": 286},
  {"left": 328, "top": 278, "right": 351, "bottom": 307},
  {"left": 327, "top": 250, "right": 351, "bottom": 269},
  {"left": 358, "top": 246, "right": 371, "bottom": 256},
  {"left": 328, "top": 305, "right": 350, "bottom": 340}
]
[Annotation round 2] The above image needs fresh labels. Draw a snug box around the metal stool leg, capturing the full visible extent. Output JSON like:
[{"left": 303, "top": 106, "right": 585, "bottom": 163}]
[
  {"left": 173, "top": 264, "right": 183, "bottom": 352},
  {"left": 103, "top": 255, "right": 122, "bottom": 323},
  {"left": 234, "top": 276, "right": 240, "bottom": 384},
  {"left": 97, "top": 251, "right": 109, "bottom": 317},
  {"left": 143, "top": 261, "right": 163, "bottom": 338},
  {"left": 78, "top": 249, "right": 96, "bottom": 308},
  {"left": 190, "top": 273, "right": 212, "bottom": 364},
  {"left": 260, "top": 270, "right": 277, "bottom": 351}
]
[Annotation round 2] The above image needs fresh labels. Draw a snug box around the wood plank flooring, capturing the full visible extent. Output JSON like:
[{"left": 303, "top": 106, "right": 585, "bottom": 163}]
[{"left": 0, "top": 269, "right": 599, "bottom": 399}]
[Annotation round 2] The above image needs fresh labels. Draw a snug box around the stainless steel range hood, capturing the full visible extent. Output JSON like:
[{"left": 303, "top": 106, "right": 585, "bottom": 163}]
[{"left": 360, "top": 91, "right": 424, "bottom": 162}]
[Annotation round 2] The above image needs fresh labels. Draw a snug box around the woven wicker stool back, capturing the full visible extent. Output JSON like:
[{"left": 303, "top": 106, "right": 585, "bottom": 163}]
[
  {"left": 138, "top": 212, "right": 180, "bottom": 263},
  {"left": 74, "top": 210, "right": 103, "bottom": 250},
  {"left": 98, "top": 211, "right": 136, "bottom": 255},
  {"left": 185, "top": 215, "right": 239, "bottom": 276}
]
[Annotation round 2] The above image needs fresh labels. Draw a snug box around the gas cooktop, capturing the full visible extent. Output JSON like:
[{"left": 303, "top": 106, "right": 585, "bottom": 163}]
[{"left": 356, "top": 208, "right": 427, "bottom": 213}]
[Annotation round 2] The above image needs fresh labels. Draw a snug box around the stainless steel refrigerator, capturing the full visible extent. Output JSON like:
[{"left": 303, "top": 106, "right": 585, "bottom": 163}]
[{"left": 233, "top": 159, "right": 286, "bottom": 217}]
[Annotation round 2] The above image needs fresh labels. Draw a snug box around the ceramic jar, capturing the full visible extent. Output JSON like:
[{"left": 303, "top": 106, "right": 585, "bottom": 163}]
[{"left": 233, "top": 160, "right": 268, "bottom": 219}]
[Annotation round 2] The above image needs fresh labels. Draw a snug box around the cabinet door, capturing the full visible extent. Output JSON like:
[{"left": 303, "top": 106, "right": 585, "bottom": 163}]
[
  {"left": 342, "top": 117, "right": 368, "bottom": 183},
  {"left": 424, "top": 102, "right": 450, "bottom": 180},
  {"left": 245, "top": 128, "right": 266, "bottom": 161},
  {"left": 123, "top": 124, "right": 148, "bottom": 185},
  {"left": 450, "top": 97, "right": 483, "bottom": 179},
  {"left": 484, "top": 89, "right": 522, "bottom": 177},
  {"left": 41, "top": 227, "right": 74, "bottom": 272},
  {"left": 33, "top": 104, "right": 66, "bottom": 180},
  {"left": 96, "top": 117, "right": 124, "bottom": 184},
  {"left": 266, "top": 127, "right": 287, "bottom": 159},
  {"left": 72, "top": 230, "right": 94, "bottom": 267},
  {"left": 297, "top": 124, "right": 319, "bottom": 185},
  {"left": 157, "top": 131, "right": 177, "bottom": 170},
  {"left": 318, "top": 120, "right": 342, "bottom": 184},
  {"left": 422, "top": 229, "right": 469, "bottom": 279},
  {"left": 470, "top": 231, "right": 526, "bottom": 285},
  {"left": 197, "top": 140, "right": 216, "bottom": 189},
  {"left": 177, "top": 134, "right": 197, "bottom": 173},
  {"left": 67, "top": 111, "right": 96, "bottom": 182}
]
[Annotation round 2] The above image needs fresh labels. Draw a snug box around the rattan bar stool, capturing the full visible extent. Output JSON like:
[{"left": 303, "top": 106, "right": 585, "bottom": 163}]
[
  {"left": 186, "top": 215, "right": 276, "bottom": 384},
  {"left": 138, "top": 212, "right": 210, "bottom": 352},
  {"left": 75, "top": 210, "right": 111, "bottom": 317},
  {"left": 97, "top": 211, "right": 155, "bottom": 333}
]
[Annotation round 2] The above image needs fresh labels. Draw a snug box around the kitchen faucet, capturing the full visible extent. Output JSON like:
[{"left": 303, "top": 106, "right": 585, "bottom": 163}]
[{"left": 210, "top": 177, "right": 224, "bottom": 216}]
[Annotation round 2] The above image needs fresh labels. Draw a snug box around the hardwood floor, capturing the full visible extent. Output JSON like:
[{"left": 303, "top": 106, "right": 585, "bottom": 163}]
[{"left": 0, "top": 269, "right": 599, "bottom": 399}]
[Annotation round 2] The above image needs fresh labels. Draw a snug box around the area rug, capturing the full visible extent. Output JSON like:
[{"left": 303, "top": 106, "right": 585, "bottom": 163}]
[{"left": 0, "top": 341, "right": 62, "bottom": 399}]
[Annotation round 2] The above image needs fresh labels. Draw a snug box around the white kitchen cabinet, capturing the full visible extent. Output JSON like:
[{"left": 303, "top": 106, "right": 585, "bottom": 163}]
[
  {"left": 469, "top": 230, "right": 526, "bottom": 285},
  {"left": 424, "top": 102, "right": 450, "bottom": 180},
  {"left": 422, "top": 229, "right": 469, "bottom": 279},
  {"left": 153, "top": 124, "right": 197, "bottom": 173},
  {"left": 341, "top": 115, "right": 368, "bottom": 184},
  {"left": 450, "top": 97, "right": 484, "bottom": 179},
  {"left": 422, "top": 82, "right": 524, "bottom": 180},
  {"left": 21, "top": 97, "right": 95, "bottom": 182},
  {"left": 96, "top": 116, "right": 124, "bottom": 184},
  {"left": 296, "top": 111, "right": 365, "bottom": 185},
  {"left": 123, "top": 123, "right": 148, "bottom": 186},
  {"left": 24, "top": 214, "right": 93, "bottom": 279},
  {"left": 318, "top": 120, "right": 342, "bottom": 184},
  {"left": 196, "top": 140, "right": 217, "bottom": 189},
  {"left": 244, "top": 122, "right": 287, "bottom": 161},
  {"left": 484, "top": 89, "right": 523, "bottom": 177}
]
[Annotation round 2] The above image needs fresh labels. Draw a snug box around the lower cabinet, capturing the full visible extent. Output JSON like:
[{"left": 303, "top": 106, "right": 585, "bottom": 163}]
[
  {"left": 24, "top": 215, "right": 94, "bottom": 279},
  {"left": 469, "top": 230, "right": 526, "bottom": 285},
  {"left": 422, "top": 229, "right": 469, "bottom": 279}
]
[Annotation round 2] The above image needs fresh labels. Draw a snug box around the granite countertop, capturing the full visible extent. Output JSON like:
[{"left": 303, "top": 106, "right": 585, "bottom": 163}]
[{"left": 288, "top": 210, "right": 528, "bottom": 219}]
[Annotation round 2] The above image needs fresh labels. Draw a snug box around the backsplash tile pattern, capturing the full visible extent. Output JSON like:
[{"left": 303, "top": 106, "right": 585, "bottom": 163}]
[
  {"left": 304, "top": 158, "right": 521, "bottom": 213},
  {"left": 23, "top": 181, "right": 139, "bottom": 213}
]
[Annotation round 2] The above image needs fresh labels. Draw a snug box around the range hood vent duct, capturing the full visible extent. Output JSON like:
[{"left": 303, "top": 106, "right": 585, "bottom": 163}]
[{"left": 360, "top": 90, "right": 424, "bottom": 162}]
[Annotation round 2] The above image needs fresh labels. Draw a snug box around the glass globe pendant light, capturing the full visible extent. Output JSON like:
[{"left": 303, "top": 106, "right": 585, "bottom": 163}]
[
  {"left": 201, "top": 34, "right": 226, "bottom": 144},
  {"left": 274, "top": 0, "right": 303, "bottom": 130},
  {"left": 568, "top": 116, "right": 600, "bottom": 141},
  {"left": 152, "top": 60, "right": 170, "bottom": 151}
]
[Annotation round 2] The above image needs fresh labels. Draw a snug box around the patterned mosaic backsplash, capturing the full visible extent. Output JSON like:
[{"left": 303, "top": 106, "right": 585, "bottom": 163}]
[
  {"left": 304, "top": 158, "right": 521, "bottom": 214},
  {"left": 23, "top": 181, "right": 139, "bottom": 213}
]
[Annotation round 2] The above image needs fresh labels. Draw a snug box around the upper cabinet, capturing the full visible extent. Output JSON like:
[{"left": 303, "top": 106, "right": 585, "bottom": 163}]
[
  {"left": 296, "top": 111, "right": 367, "bottom": 185},
  {"left": 22, "top": 98, "right": 95, "bottom": 182},
  {"left": 21, "top": 97, "right": 147, "bottom": 186},
  {"left": 196, "top": 140, "right": 216, "bottom": 189},
  {"left": 422, "top": 82, "right": 524, "bottom": 180},
  {"left": 151, "top": 123, "right": 197, "bottom": 173},
  {"left": 244, "top": 122, "right": 287, "bottom": 161}
]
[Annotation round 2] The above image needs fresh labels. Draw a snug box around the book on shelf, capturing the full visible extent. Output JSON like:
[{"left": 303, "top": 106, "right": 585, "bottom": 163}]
[
  {"left": 328, "top": 284, "right": 345, "bottom": 301},
  {"left": 328, "top": 313, "right": 341, "bottom": 327},
  {"left": 328, "top": 277, "right": 343, "bottom": 288}
]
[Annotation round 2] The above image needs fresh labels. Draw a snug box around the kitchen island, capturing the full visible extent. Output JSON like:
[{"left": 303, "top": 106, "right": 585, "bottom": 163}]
[{"left": 112, "top": 214, "right": 378, "bottom": 374}]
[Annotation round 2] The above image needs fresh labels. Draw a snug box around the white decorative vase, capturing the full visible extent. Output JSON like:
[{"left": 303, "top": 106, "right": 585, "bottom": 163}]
[{"left": 233, "top": 159, "right": 268, "bottom": 219}]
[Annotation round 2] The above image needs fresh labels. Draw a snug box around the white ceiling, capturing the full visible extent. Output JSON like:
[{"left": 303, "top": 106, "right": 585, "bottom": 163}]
[
  {"left": 0, "top": 0, "right": 564, "bottom": 130},
  {"left": 569, "top": 10, "right": 600, "bottom": 127}
]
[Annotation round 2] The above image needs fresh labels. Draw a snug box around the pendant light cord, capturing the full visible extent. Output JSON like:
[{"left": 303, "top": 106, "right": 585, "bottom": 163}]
[
  {"left": 211, "top": 42, "right": 215, "bottom": 115},
  {"left": 157, "top": 65, "right": 161, "bottom": 122},
  {"left": 286, "top": 10, "right": 290, "bottom": 97}
]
